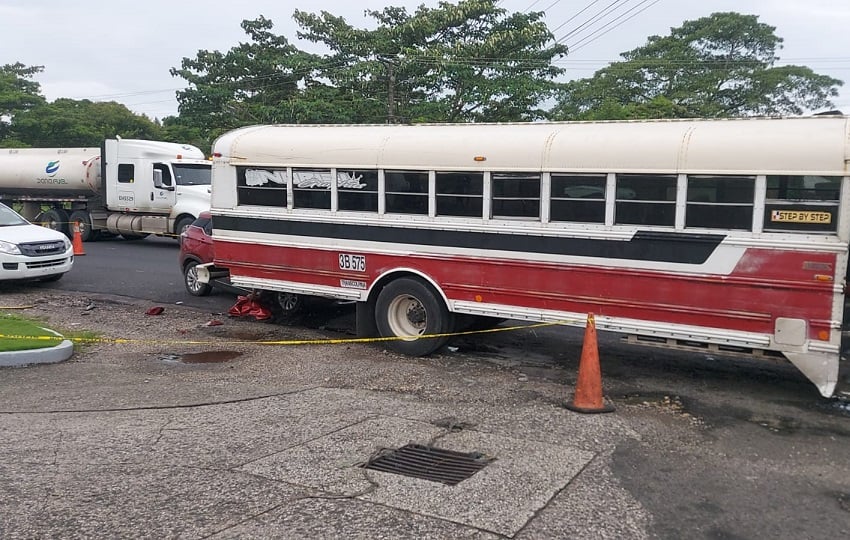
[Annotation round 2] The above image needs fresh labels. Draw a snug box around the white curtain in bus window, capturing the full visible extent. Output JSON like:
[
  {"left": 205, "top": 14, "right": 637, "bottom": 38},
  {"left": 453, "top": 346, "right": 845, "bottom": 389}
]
[
  {"left": 293, "top": 168, "right": 332, "bottom": 209},
  {"left": 615, "top": 174, "right": 676, "bottom": 226},
  {"left": 436, "top": 172, "right": 484, "bottom": 217},
  {"left": 550, "top": 174, "right": 606, "bottom": 223},
  {"left": 686, "top": 176, "right": 755, "bottom": 230},
  {"left": 236, "top": 167, "right": 287, "bottom": 207},
  {"left": 337, "top": 169, "right": 378, "bottom": 212},
  {"left": 385, "top": 171, "right": 428, "bottom": 214},
  {"left": 764, "top": 175, "right": 840, "bottom": 233},
  {"left": 492, "top": 173, "right": 540, "bottom": 219}
]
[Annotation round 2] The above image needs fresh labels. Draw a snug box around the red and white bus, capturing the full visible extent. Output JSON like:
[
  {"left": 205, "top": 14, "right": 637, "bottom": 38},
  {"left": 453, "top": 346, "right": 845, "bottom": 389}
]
[{"left": 206, "top": 117, "right": 849, "bottom": 397}]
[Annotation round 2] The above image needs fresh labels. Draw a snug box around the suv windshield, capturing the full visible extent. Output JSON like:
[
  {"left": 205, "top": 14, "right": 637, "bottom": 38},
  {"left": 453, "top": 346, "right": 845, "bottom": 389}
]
[
  {"left": 0, "top": 203, "right": 29, "bottom": 227},
  {"left": 173, "top": 164, "right": 212, "bottom": 186}
]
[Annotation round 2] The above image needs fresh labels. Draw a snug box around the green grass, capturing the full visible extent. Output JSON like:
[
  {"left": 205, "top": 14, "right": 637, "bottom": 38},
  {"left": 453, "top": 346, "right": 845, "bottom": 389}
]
[{"left": 0, "top": 313, "right": 64, "bottom": 352}]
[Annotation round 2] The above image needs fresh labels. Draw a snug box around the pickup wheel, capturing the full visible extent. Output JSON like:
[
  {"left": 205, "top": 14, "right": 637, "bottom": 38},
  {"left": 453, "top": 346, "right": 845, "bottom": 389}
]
[
  {"left": 375, "top": 277, "right": 453, "bottom": 356},
  {"left": 183, "top": 260, "right": 212, "bottom": 296}
]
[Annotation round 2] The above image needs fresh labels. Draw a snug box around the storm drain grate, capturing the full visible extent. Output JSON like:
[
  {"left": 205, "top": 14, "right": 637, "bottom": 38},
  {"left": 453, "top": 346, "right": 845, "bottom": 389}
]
[{"left": 362, "top": 444, "right": 494, "bottom": 485}]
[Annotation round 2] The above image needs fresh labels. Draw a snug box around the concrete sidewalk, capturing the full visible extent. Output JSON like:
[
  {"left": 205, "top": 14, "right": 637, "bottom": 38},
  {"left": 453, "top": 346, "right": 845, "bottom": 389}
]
[{"left": 1, "top": 291, "right": 848, "bottom": 539}]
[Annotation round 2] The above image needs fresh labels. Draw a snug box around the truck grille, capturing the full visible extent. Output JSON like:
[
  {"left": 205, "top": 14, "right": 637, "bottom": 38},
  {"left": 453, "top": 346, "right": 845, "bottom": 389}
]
[
  {"left": 18, "top": 241, "right": 67, "bottom": 257},
  {"left": 26, "top": 257, "right": 68, "bottom": 269}
]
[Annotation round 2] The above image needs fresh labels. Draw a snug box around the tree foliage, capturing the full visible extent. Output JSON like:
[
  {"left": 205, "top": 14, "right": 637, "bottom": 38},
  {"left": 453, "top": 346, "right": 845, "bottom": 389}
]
[
  {"left": 551, "top": 12, "right": 843, "bottom": 120},
  {"left": 167, "top": 0, "right": 566, "bottom": 144},
  {"left": 1, "top": 62, "right": 160, "bottom": 147},
  {"left": 168, "top": 16, "right": 320, "bottom": 145},
  {"left": 0, "top": 63, "right": 46, "bottom": 144},
  {"left": 10, "top": 99, "right": 161, "bottom": 147},
  {"left": 294, "top": 0, "right": 567, "bottom": 123}
]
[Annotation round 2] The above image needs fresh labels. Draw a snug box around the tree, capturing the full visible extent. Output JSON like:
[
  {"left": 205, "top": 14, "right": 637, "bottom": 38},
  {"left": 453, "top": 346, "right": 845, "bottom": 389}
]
[
  {"left": 551, "top": 12, "right": 843, "bottom": 120},
  {"left": 294, "top": 0, "right": 567, "bottom": 123},
  {"left": 0, "top": 63, "right": 46, "bottom": 144},
  {"left": 10, "top": 99, "right": 162, "bottom": 147},
  {"left": 168, "top": 16, "right": 320, "bottom": 146}
]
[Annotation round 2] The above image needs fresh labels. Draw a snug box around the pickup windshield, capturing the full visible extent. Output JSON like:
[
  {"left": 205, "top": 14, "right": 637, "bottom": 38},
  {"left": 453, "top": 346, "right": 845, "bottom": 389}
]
[
  {"left": 0, "top": 203, "right": 29, "bottom": 226},
  {"left": 173, "top": 164, "right": 212, "bottom": 186}
]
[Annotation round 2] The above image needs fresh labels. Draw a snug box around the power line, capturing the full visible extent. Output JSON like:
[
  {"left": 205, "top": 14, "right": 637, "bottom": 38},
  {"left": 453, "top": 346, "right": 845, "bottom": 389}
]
[
  {"left": 555, "top": 0, "right": 631, "bottom": 43},
  {"left": 567, "top": 0, "right": 663, "bottom": 52},
  {"left": 559, "top": 0, "right": 661, "bottom": 52},
  {"left": 549, "top": 0, "right": 605, "bottom": 34}
]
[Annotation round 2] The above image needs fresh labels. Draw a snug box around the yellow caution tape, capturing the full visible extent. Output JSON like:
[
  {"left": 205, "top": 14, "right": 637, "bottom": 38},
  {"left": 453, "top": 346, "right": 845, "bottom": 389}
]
[{"left": 0, "top": 320, "right": 578, "bottom": 347}]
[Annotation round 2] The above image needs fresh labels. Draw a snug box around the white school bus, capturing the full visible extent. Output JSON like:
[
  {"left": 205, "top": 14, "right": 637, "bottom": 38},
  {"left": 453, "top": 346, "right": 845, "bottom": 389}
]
[{"left": 205, "top": 117, "right": 850, "bottom": 397}]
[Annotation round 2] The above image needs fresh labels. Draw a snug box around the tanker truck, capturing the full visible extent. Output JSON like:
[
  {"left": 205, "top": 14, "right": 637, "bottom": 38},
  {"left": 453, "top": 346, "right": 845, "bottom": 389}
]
[{"left": 0, "top": 138, "right": 211, "bottom": 241}]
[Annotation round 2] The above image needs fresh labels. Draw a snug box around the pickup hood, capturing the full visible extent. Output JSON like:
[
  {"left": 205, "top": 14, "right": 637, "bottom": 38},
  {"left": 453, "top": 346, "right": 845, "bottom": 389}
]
[{"left": 0, "top": 224, "right": 69, "bottom": 245}]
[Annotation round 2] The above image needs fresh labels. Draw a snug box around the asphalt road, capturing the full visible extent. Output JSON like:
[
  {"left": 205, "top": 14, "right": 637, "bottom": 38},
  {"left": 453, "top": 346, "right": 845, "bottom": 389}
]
[
  {"left": 42, "top": 235, "right": 237, "bottom": 312},
  {"left": 4, "top": 233, "right": 850, "bottom": 538}
]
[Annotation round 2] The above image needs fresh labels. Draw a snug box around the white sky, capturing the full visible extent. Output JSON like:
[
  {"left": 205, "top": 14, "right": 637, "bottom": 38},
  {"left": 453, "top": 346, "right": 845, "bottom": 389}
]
[{"left": 2, "top": 0, "right": 848, "bottom": 119}]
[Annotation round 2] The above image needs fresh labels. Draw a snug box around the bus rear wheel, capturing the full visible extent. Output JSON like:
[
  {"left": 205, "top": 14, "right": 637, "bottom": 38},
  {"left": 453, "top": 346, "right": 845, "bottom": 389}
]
[{"left": 375, "top": 277, "right": 453, "bottom": 356}]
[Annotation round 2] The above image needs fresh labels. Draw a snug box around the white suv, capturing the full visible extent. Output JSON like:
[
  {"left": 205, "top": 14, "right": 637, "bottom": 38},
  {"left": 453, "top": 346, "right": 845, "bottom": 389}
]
[{"left": 0, "top": 203, "right": 73, "bottom": 282}]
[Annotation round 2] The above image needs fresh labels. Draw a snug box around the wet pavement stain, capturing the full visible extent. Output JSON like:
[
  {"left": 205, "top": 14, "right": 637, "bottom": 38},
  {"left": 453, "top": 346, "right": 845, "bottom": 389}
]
[
  {"left": 158, "top": 351, "right": 242, "bottom": 364},
  {"left": 181, "top": 350, "right": 242, "bottom": 364}
]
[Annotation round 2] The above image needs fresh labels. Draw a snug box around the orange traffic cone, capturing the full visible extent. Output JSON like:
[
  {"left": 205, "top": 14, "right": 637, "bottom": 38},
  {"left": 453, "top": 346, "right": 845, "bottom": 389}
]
[
  {"left": 72, "top": 222, "right": 86, "bottom": 256},
  {"left": 565, "top": 313, "right": 614, "bottom": 414}
]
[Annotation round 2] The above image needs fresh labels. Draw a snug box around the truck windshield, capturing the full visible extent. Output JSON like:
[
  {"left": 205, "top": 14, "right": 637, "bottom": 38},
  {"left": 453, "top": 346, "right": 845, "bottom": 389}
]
[{"left": 173, "top": 164, "right": 212, "bottom": 186}]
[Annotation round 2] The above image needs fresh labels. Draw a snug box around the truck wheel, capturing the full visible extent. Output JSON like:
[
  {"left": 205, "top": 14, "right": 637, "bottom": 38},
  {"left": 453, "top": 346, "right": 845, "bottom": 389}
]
[
  {"left": 40, "top": 209, "right": 70, "bottom": 237},
  {"left": 183, "top": 261, "right": 212, "bottom": 296},
  {"left": 69, "top": 210, "right": 99, "bottom": 242},
  {"left": 175, "top": 216, "right": 194, "bottom": 242},
  {"left": 375, "top": 277, "right": 453, "bottom": 356}
]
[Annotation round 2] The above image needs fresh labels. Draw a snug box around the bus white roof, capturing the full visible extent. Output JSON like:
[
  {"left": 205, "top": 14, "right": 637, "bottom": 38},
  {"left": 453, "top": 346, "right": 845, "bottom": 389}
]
[{"left": 214, "top": 116, "right": 850, "bottom": 176}]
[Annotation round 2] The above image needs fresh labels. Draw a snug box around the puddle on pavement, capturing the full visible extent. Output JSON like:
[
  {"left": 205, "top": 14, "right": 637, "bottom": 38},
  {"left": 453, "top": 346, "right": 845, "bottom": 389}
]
[{"left": 158, "top": 351, "right": 242, "bottom": 364}]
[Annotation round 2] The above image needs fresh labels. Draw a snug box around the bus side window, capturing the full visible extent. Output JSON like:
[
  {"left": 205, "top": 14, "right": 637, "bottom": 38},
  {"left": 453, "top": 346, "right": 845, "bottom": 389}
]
[
  {"left": 292, "top": 168, "right": 332, "bottom": 209},
  {"left": 764, "top": 175, "right": 840, "bottom": 233},
  {"left": 615, "top": 174, "right": 676, "bottom": 226},
  {"left": 436, "top": 172, "right": 484, "bottom": 217},
  {"left": 550, "top": 174, "right": 606, "bottom": 223},
  {"left": 686, "top": 176, "right": 755, "bottom": 230},
  {"left": 338, "top": 169, "right": 378, "bottom": 212},
  {"left": 236, "top": 167, "right": 287, "bottom": 207},
  {"left": 386, "top": 171, "right": 428, "bottom": 215},
  {"left": 492, "top": 173, "right": 540, "bottom": 220}
]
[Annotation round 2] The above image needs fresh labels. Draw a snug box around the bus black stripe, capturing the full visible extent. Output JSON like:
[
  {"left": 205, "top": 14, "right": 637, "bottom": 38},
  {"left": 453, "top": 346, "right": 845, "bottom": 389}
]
[{"left": 214, "top": 216, "right": 725, "bottom": 265}]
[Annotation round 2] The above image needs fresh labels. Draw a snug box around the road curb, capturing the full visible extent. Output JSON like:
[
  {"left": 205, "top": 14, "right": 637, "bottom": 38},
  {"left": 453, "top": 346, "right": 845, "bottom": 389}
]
[{"left": 0, "top": 328, "right": 74, "bottom": 367}]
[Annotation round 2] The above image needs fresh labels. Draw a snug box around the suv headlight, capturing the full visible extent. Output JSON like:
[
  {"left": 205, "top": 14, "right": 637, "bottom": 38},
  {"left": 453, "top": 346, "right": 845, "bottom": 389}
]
[
  {"left": 63, "top": 237, "right": 72, "bottom": 251},
  {"left": 0, "top": 240, "right": 21, "bottom": 255}
]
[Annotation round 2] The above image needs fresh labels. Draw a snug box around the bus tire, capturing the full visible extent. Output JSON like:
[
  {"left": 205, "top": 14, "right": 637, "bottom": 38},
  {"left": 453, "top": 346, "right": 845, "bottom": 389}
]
[{"left": 375, "top": 277, "right": 453, "bottom": 356}]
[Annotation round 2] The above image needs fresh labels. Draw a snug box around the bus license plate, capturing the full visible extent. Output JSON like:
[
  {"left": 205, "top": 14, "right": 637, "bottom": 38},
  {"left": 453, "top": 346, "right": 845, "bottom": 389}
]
[{"left": 339, "top": 253, "right": 366, "bottom": 272}]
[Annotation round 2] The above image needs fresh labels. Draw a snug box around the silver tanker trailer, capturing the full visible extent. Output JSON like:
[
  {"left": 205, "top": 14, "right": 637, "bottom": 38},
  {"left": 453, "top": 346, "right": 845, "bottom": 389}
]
[{"left": 0, "top": 138, "right": 211, "bottom": 241}]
